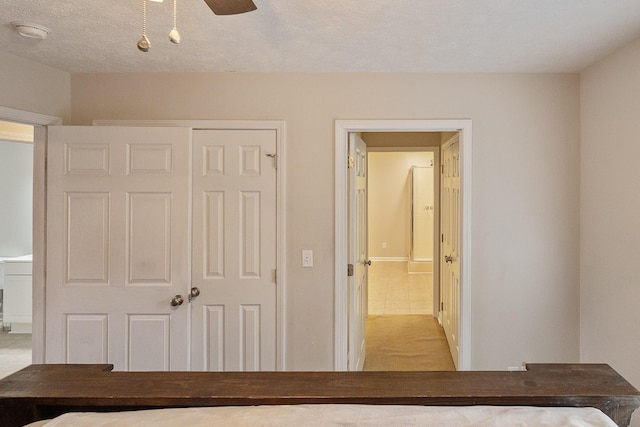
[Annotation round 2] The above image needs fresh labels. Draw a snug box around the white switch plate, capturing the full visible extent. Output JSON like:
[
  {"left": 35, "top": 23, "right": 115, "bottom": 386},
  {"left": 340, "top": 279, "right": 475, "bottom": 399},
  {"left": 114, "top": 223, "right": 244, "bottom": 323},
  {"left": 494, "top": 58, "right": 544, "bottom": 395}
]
[{"left": 302, "top": 250, "right": 313, "bottom": 268}]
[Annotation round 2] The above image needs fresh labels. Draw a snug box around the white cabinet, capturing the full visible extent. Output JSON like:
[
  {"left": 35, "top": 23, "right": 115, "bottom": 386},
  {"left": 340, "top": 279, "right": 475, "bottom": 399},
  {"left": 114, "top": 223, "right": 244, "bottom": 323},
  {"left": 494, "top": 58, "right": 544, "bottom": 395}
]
[{"left": 3, "top": 255, "right": 32, "bottom": 334}]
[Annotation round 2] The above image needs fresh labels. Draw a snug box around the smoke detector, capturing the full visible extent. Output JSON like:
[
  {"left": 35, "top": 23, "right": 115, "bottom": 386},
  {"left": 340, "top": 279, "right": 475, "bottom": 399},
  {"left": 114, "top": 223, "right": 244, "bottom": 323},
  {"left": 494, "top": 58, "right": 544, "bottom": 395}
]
[{"left": 11, "top": 21, "right": 51, "bottom": 39}]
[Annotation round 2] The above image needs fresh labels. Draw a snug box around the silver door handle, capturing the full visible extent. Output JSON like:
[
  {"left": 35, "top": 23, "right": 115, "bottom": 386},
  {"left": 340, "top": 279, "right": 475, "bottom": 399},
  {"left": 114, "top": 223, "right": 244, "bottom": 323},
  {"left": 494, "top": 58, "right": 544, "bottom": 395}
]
[
  {"left": 189, "top": 287, "right": 200, "bottom": 302},
  {"left": 170, "top": 295, "right": 184, "bottom": 307}
]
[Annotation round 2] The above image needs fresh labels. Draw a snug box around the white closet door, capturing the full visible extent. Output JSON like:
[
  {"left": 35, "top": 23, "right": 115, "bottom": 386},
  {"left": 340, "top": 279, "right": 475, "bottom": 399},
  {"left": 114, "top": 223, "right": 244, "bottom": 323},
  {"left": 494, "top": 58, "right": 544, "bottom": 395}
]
[
  {"left": 191, "top": 129, "right": 277, "bottom": 371},
  {"left": 46, "top": 126, "right": 191, "bottom": 371}
]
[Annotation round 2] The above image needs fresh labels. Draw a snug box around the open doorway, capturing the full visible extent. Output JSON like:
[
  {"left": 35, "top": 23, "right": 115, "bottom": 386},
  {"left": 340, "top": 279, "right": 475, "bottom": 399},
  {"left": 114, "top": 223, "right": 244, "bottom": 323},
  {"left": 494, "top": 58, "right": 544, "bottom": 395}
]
[
  {"left": 334, "top": 119, "right": 472, "bottom": 372},
  {"left": 0, "top": 106, "right": 62, "bottom": 373},
  {"left": 361, "top": 134, "right": 452, "bottom": 371},
  {"left": 0, "top": 120, "right": 34, "bottom": 378}
]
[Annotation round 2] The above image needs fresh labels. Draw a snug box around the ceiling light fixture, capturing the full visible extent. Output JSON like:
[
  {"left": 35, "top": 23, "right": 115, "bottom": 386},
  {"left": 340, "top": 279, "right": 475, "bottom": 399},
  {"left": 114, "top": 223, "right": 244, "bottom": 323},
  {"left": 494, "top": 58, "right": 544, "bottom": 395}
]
[{"left": 11, "top": 21, "right": 50, "bottom": 39}]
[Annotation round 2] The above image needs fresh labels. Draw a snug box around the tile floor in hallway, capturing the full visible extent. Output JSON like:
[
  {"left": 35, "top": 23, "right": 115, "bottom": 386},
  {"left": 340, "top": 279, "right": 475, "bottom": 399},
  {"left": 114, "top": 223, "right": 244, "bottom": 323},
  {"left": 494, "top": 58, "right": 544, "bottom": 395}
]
[{"left": 368, "top": 261, "right": 433, "bottom": 315}]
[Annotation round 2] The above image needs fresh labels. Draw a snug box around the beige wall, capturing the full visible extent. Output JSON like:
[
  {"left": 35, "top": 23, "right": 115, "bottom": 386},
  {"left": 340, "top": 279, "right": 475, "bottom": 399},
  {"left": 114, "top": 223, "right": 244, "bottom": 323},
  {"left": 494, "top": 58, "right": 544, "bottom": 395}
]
[
  {"left": 70, "top": 72, "right": 581, "bottom": 370},
  {"left": 580, "top": 37, "right": 640, "bottom": 389},
  {"left": 0, "top": 52, "right": 71, "bottom": 122},
  {"left": 367, "top": 151, "right": 432, "bottom": 260}
]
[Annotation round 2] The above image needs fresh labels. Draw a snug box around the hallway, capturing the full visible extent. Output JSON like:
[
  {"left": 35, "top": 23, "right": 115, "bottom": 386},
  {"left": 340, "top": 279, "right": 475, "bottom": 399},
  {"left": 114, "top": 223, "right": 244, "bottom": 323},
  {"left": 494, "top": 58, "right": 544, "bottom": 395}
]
[
  {"left": 368, "top": 261, "right": 432, "bottom": 315},
  {"left": 365, "top": 262, "right": 454, "bottom": 371}
]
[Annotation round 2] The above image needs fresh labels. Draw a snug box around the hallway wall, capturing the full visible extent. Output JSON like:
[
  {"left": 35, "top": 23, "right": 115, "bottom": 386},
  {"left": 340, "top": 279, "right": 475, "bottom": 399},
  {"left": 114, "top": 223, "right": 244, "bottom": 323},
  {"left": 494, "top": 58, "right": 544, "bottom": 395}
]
[{"left": 368, "top": 151, "right": 433, "bottom": 260}]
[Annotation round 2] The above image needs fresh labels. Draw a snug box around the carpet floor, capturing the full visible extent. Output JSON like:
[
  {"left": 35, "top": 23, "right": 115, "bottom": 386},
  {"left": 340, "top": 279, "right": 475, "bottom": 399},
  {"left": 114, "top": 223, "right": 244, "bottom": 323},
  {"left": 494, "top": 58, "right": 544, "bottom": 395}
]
[
  {"left": 363, "top": 315, "right": 455, "bottom": 371},
  {"left": 0, "top": 330, "right": 31, "bottom": 379}
]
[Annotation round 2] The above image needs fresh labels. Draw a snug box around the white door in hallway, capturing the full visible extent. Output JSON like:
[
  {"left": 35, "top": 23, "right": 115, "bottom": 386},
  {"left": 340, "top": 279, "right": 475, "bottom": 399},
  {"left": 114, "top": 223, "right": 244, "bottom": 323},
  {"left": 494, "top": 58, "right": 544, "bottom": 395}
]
[
  {"left": 46, "top": 126, "right": 191, "bottom": 371},
  {"left": 441, "top": 135, "right": 460, "bottom": 369},
  {"left": 348, "top": 133, "right": 368, "bottom": 371},
  {"left": 190, "top": 129, "right": 278, "bottom": 371}
]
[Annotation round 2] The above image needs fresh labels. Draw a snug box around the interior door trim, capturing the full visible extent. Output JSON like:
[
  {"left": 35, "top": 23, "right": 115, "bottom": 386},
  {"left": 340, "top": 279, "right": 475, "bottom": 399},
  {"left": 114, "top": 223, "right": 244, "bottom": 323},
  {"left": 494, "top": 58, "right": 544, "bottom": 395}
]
[
  {"left": 94, "top": 119, "right": 287, "bottom": 371},
  {"left": 0, "top": 106, "right": 62, "bottom": 365},
  {"left": 334, "top": 119, "right": 472, "bottom": 371}
]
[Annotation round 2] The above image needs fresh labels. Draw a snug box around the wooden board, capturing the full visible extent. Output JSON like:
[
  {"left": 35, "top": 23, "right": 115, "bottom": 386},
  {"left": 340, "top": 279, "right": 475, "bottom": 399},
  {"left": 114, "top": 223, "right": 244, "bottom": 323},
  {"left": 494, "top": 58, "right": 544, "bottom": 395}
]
[{"left": 0, "top": 364, "right": 638, "bottom": 427}]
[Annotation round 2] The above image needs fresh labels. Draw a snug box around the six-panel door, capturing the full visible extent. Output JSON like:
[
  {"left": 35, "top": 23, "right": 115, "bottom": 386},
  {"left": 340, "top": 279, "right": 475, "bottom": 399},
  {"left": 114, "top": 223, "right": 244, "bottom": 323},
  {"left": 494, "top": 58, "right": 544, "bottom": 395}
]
[
  {"left": 441, "top": 136, "right": 460, "bottom": 369},
  {"left": 190, "top": 129, "right": 277, "bottom": 371},
  {"left": 46, "top": 126, "right": 279, "bottom": 371},
  {"left": 46, "top": 126, "right": 192, "bottom": 371},
  {"left": 348, "top": 133, "right": 367, "bottom": 371}
]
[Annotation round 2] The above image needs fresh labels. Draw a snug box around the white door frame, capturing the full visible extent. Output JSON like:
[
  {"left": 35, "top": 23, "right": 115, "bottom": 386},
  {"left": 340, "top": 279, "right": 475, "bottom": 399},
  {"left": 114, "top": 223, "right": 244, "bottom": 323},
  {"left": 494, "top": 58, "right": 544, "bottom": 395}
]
[
  {"left": 94, "top": 119, "right": 287, "bottom": 371},
  {"left": 334, "top": 119, "right": 472, "bottom": 371},
  {"left": 0, "top": 105, "right": 63, "bottom": 364}
]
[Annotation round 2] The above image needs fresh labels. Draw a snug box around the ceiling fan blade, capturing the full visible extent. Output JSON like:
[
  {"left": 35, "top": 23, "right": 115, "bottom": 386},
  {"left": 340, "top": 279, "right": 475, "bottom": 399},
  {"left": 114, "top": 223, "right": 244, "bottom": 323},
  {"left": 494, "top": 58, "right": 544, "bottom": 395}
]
[{"left": 203, "top": 0, "right": 257, "bottom": 15}]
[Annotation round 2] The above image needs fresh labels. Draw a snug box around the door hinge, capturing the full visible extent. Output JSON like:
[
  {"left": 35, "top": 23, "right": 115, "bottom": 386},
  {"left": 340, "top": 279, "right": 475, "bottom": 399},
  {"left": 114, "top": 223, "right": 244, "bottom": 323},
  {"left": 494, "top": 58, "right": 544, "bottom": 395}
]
[
  {"left": 348, "top": 156, "right": 355, "bottom": 169},
  {"left": 441, "top": 234, "right": 444, "bottom": 243},
  {"left": 347, "top": 263, "right": 354, "bottom": 276},
  {"left": 440, "top": 302, "right": 444, "bottom": 311},
  {"left": 266, "top": 153, "right": 277, "bottom": 169},
  {"left": 273, "top": 268, "right": 277, "bottom": 284},
  {"left": 440, "top": 164, "right": 444, "bottom": 174}
]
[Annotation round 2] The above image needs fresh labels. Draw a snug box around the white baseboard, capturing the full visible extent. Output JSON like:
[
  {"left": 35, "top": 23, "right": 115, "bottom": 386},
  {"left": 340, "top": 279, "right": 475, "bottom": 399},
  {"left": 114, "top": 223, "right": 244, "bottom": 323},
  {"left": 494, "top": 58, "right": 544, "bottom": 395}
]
[{"left": 408, "top": 260, "right": 433, "bottom": 274}]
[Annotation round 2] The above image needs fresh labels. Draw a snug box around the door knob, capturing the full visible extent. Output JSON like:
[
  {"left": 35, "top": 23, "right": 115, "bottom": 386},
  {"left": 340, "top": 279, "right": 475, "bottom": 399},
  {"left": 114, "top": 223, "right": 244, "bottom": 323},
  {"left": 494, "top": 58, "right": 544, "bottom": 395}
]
[
  {"left": 189, "top": 287, "right": 200, "bottom": 302},
  {"left": 365, "top": 260, "right": 372, "bottom": 266},
  {"left": 444, "top": 255, "right": 453, "bottom": 263},
  {"left": 170, "top": 295, "right": 184, "bottom": 307}
]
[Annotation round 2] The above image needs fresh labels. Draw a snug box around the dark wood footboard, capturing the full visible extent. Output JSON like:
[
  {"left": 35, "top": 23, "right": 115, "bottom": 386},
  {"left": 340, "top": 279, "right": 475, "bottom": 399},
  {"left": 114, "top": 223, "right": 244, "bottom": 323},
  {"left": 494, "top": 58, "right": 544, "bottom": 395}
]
[{"left": 0, "top": 364, "right": 638, "bottom": 427}]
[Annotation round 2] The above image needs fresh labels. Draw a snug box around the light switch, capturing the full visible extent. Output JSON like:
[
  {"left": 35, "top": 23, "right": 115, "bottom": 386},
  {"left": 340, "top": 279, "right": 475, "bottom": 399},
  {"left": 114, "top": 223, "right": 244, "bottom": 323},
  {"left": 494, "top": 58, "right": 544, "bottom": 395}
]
[{"left": 302, "top": 250, "right": 313, "bottom": 268}]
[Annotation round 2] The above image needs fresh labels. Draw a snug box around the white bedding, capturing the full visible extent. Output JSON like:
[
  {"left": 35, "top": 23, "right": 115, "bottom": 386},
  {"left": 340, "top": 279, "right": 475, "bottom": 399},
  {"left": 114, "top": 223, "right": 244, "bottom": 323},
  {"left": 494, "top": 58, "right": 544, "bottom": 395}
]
[{"left": 37, "top": 404, "right": 617, "bottom": 427}]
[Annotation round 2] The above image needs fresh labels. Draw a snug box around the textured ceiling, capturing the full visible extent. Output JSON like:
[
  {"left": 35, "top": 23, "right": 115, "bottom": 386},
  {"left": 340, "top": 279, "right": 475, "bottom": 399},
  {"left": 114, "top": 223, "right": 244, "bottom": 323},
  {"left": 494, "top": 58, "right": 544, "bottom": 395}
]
[{"left": 1, "top": 0, "right": 640, "bottom": 73}]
